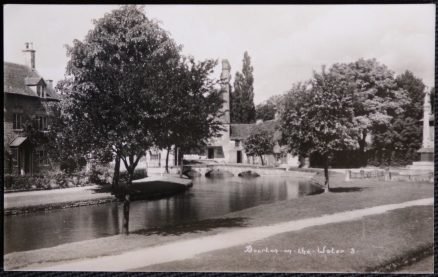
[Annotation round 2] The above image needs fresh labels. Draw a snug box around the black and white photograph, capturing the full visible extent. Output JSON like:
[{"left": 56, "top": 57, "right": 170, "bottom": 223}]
[{"left": 3, "top": 3, "right": 435, "bottom": 273}]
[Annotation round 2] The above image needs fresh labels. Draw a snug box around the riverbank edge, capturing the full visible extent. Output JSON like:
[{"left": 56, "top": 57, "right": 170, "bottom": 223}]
[
  {"left": 368, "top": 244, "right": 433, "bottom": 273},
  {"left": 4, "top": 196, "right": 118, "bottom": 216}
]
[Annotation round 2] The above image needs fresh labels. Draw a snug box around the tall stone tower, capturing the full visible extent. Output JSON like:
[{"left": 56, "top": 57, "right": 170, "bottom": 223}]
[
  {"left": 220, "top": 59, "right": 231, "bottom": 124},
  {"left": 205, "top": 59, "right": 233, "bottom": 161}
]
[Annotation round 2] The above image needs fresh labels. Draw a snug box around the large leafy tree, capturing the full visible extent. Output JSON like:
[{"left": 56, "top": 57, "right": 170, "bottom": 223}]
[
  {"left": 244, "top": 123, "right": 275, "bottom": 166},
  {"left": 230, "top": 51, "right": 256, "bottom": 123},
  {"left": 369, "top": 71, "right": 426, "bottom": 166},
  {"left": 329, "top": 59, "right": 407, "bottom": 166},
  {"left": 59, "top": 6, "right": 181, "bottom": 234},
  {"left": 152, "top": 57, "right": 224, "bottom": 173},
  {"left": 255, "top": 94, "right": 284, "bottom": 121},
  {"left": 281, "top": 71, "right": 357, "bottom": 190}
]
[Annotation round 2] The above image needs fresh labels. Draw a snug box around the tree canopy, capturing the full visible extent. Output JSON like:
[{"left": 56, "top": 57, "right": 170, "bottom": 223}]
[
  {"left": 230, "top": 51, "right": 256, "bottom": 123},
  {"left": 57, "top": 5, "right": 223, "bottom": 234},
  {"left": 244, "top": 123, "right": 275, "bottom": 166},
  {"left": 368, "top": 71, "right": 426, "bottom": 166},
  {"left": 281, "top": 70, "right": 357, "bottom": 188},
  {"left": 255, "top": 94, "right": 284, "bottom": 121},
  {"left": 328, "top": 59, "right": 408, "bottom": 165},
  {"left": 152, "top": 57, "right": 225, "bottom": 171}
]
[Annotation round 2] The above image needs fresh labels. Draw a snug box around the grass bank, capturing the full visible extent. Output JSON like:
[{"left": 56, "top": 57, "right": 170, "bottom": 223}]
[
  {"left": 5, "top": 172, "right": 433, "bottom": 271},
  {"left": 141, "top": 205, "right": 433, "bottom": 273}
]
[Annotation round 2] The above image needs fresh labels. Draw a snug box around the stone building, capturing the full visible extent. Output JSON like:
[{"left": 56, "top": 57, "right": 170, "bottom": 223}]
[
  {"left": 205, "top": 59, "right": 299, "bottom": 167},
  {"left": 4, "top": 43, "right": 59, "bottom": 175}
]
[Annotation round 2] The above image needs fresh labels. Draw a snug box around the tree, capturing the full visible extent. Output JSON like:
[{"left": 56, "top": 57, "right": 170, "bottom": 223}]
[
  {"left": 329, "top": 59, "right": 408, "bottom": 166},
  {"left": 255, "top": 94, "right": 285, "bottom": 121},
  {"left": 369, "top": 71, "right": 426, "bottom": 166},
  {"left": 152, "top": 57, "right": 225, "bottom": 173},
  {"left": 281, "top": 71, "right": 357, "bottom": 190},
  {"left": 244, "top": 123, "right": 275, "bottom": 165},
  {"left": 59, "top": 6, "right": 181, "bottom": 235},
  {"left": 230, "top": 51, "right": 256, "bottom": 123}
]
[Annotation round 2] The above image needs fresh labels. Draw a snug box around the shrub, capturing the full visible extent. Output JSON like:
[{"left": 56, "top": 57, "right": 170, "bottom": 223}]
[
  {"left": 88, "top": 163, "right": 113, "bottom": 186},
  {"left": 119, "top": 168, "right": 148, "bottom": 185},
  {"left": 4, "top": 171, "right": 91, "bottom": 192}
]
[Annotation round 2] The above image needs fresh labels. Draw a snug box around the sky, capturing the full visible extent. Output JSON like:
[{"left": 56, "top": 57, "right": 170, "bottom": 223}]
[{"left": 4, "top": 4, "right": 435, "bottom": 104}]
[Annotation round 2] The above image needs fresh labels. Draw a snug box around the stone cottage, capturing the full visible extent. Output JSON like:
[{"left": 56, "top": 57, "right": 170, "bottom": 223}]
[
  {"left": 4, "top": 43, "right": 59, "bottom": 175},
  {"left": 205, "top": 59, "right": 299, "bottom": 167}
]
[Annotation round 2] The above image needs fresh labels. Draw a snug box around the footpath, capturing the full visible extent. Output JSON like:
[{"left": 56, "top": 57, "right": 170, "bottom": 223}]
[
  {"left": 4, "top": 172, "right": 434, "bottom": 273},
  {"left": 4, "top": 185, "right": 116, "bottom": 215},
  {"left": 4, "top": 173, "right": 190, "bottom": 215}
]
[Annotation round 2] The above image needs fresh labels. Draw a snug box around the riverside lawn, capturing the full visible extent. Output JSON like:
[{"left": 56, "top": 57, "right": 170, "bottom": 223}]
[{"left": 5, "top": 172, "right": 433, "bottom": 272}]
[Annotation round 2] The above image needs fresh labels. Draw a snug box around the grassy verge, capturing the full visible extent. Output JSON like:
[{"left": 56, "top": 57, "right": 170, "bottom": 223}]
[
  {"left": 4, "top": 173, "right": 433, "bottom": 271},
  {"left": 141, "top": 206, "right": 433, "bottom": 273}
]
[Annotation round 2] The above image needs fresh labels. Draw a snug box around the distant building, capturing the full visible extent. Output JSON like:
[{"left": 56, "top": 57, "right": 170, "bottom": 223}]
[
  {"left": 4, "top": 43, "right": 59, "bottom": 175},
  {"left": 205, "top": 59, "right": 299, "bottom": 167}
]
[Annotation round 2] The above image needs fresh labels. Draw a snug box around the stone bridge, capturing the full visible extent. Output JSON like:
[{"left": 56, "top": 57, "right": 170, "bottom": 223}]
[{"left": 182, "top": 163, "right": 314, "bottom": 178}]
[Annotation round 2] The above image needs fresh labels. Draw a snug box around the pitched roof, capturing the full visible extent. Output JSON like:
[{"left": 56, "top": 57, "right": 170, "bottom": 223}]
[
  {"left": 25, "top": 77, "right": 44, "bottom": 86},
  {"left": 4, "top": 62, "right": 59, "bottom": 101},
  {"left": 230, "top": 124, "right": 255, "bottom": 140},
  {"left": 230, "top": 120, "right": 283, "bottom": 141}
]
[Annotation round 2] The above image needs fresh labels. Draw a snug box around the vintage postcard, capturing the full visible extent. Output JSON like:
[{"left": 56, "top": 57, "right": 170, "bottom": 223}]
[{"left": 3, "top": 3, "right": 435, "bottom": 273}]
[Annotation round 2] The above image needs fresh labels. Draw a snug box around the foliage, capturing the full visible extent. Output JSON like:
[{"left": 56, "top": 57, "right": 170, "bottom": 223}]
[
  {"left": 368, "top": 71, "right": 426, "bottom": 166},
  {"left": 255, "top": 94, "right": 285, "bottom": 121},
  {"left": 152, "top": 56, "right": 225, "bottom": 168},
  {"left": 4, "top": 171, "right": 89, "bottom": 191},
  {"left": 281, "top": 70, "right": 358, "bottom": 187},
  {"left": 244, "top": 123, "right": 275, "bottom": 165},
  {"left": 57, "top": 6, "right": 226, "bottom": 234},
  {"left": 328, "top": 59, "right": 408, "bottom": 165},
  {"left": 59, "top": 5, "right": 181, "bottom": 183},
  {"left": 88, "top": 163, "right": 113, "bottom": 186},
  {"left": 230, "top": 51, "right": 256, "bottom": 123}
]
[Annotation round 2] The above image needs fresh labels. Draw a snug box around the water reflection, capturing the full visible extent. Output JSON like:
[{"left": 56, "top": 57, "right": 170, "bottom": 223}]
[{"left": 4, "top": 175, "right": 318, "bottom": 254}]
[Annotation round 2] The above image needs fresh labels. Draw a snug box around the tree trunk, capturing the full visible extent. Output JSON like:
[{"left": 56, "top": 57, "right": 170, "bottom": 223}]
[
  {"left": 122, "top": 170, "right": 132, "bottom": 235},
  {"left": 358, "top": 131, "right": 367, "bottom": 167},
  {"left": 112, "top": 155, "right": 121, "bottom": 195},
  {"left": 165, "top": 146, "right": 171, "bottom": 174},
  {"left": 122, "top": 192, "right": 130, "bottom": 235},
  {"left": 260, "top": 155, "right": 264, "bottom": 166},
  {"left": 179, "top": 149, "right": 183, "bottom": 178},
  {"left": 324, "top": 153, "right": 330, "bottom": 192}
]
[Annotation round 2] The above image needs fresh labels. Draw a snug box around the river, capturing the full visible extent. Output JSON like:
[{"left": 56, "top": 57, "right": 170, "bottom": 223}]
[{"left": 4, "top": 175, "right": 320, "bottom": 254}]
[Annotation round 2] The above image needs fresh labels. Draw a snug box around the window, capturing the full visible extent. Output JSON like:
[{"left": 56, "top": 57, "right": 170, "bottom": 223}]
[
  {"left": 12, "top": 113, "right": 22, "bottom": 130},
  {"left": 36, "top": 85, "right": 45, "bottom": 98},
  {"left": 37, "top": 150, "right": 48, "bottom": 166},
  {"left": 34, "top": 116, "right": 47, "bottom": 130},
  {"left": 152, "top": 154, "right": 160, "bottom": 160}
]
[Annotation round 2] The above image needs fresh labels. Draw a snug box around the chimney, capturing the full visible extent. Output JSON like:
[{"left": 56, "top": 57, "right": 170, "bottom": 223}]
[
  {"left": 22, "top": 42, "right": 36, "bottom": 70},
  {"left": 46, "top": 79, "right": 53, "bottom": 90}
]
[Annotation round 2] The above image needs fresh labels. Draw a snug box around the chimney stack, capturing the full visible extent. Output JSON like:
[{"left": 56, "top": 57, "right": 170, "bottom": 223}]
[
  {"left": 22, "top": 42, "right": 36, "bottom": 70},
  {"left": 46, "top": 79, "right": 53, "bottom": 90}
]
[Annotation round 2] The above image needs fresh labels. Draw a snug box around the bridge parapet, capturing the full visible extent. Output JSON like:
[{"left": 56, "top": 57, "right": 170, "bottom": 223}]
[{"left": 184, "top": 163, "right": 313, "bottom": 178}]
